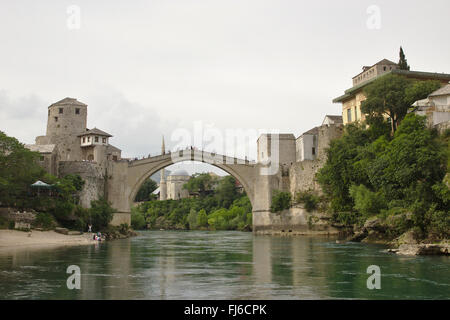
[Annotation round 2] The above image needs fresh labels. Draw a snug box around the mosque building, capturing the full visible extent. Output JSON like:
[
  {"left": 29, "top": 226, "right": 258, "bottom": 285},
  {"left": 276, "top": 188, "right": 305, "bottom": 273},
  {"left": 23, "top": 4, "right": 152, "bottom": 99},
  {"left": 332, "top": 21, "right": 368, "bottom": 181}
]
[{"left": 158, "top": 137, "right": 191, "bottom": 200}]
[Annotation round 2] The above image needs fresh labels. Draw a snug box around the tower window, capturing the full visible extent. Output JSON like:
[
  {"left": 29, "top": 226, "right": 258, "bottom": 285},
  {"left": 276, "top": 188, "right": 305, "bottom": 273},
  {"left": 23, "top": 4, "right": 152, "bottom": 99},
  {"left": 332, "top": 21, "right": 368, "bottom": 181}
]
[
  {"left": 95, "top": 136, "right": 99, "bottom": 142},
  {"left": 59, "top": 108, "right": 63, "bottom": 114},
  {"left": 54, "top": 117, "right": 58, "bottom": 122},
  {"left": 75, "top": 108, "right": 80, "bottom": 114}
]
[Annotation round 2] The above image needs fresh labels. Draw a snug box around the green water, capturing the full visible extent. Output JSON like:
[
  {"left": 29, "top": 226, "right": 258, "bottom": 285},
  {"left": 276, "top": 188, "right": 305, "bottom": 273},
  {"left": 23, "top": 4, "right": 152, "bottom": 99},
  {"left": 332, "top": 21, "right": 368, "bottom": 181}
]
[{"left": 0, "top": 231, "right": 448, "bottom": 299}]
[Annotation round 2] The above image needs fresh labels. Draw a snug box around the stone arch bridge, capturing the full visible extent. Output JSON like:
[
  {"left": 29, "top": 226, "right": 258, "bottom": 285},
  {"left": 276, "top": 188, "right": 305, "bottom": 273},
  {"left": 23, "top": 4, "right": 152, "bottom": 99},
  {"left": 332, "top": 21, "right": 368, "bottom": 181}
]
[{"left": 107, "top": 148, "right": 284, "bottom": 232}]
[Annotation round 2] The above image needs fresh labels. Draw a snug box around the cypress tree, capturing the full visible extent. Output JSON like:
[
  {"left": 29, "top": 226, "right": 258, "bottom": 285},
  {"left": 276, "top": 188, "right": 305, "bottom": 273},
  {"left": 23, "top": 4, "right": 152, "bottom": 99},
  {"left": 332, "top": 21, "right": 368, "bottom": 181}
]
[{"left": 398, "top": 46, "right": 410, "bottom": 70}]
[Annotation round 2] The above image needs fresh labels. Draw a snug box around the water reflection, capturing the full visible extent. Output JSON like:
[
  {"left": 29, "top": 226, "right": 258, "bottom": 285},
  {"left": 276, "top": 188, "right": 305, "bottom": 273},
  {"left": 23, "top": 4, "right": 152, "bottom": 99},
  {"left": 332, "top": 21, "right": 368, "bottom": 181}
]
[{"left": 0, "top": 231, "right": 448, "bottom": 299}]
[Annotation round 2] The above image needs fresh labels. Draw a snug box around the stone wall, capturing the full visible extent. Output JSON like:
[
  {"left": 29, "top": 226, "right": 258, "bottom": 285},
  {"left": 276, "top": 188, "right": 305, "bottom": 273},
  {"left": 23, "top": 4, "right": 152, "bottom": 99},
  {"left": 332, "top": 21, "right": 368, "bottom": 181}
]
[
  {"left": 59, "top": 161, "right": 106, "bottom": 208},
  {"left": 253, "top": 206, "right": 339, "bottom": 235},
  {"left": 289, "top": 124, "right": 343, "bottom": 196},
  {"left": 0, "top": 207, "right": 36, "bottom": 229}
]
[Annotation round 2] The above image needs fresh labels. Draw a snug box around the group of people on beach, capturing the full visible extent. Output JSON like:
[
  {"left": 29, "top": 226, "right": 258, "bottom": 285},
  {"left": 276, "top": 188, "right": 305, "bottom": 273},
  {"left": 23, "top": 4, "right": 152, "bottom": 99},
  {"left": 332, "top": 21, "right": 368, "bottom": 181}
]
[{"left": 88, "top": 224, "right": 103, "bottom": 241}]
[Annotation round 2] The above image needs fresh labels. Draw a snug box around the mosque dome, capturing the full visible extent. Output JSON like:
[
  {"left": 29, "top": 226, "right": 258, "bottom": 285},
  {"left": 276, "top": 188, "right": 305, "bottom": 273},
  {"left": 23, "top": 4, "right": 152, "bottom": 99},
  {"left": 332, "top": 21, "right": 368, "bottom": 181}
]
[{"left": 169, "top": 169, "right": 190, "bottom": 176}]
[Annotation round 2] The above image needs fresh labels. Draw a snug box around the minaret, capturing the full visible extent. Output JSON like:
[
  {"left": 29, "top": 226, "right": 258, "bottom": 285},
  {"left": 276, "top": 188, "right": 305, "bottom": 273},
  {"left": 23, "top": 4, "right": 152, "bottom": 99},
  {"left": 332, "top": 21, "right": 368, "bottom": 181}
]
[{"left": 159, "top": 135, "right": 167, "bottom": 200}]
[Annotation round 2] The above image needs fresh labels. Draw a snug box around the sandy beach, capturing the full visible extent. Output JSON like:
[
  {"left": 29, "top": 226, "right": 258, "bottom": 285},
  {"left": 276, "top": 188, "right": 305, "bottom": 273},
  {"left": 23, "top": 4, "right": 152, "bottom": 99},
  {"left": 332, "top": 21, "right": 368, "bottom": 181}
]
[{"left": 0, "top": 229, "right": 97, "bottom": 251}]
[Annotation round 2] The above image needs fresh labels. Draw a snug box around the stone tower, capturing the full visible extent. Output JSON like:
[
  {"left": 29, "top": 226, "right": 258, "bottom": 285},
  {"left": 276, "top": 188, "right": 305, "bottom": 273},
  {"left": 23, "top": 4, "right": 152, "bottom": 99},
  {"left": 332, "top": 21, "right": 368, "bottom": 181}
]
[
  {"left": 41, "top": 97, "right": 88, "bottom": 161},
  {"left": 159, "top": 136, "right": 167, "bottom": 200}
]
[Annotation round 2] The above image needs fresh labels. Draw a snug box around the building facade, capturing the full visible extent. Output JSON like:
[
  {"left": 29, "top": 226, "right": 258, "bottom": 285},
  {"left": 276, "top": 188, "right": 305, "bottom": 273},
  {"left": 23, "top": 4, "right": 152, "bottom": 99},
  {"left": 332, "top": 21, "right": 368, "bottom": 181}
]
[
  {"left": 411, "top": 83, "right": 450, "bottom": 132},
  {"left": 333, "top": 59, "right": 450, "bottom": 125}
]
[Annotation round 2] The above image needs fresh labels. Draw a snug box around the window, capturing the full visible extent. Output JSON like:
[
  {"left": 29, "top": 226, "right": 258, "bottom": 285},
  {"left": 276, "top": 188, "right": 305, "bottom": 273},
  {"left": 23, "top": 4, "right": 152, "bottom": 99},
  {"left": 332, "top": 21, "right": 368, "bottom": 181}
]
[
  {"left": 102, "top": 138, "right": 106, "bottom": 143},
  {"left": 95, "top": 136, "right": 99, "bottom": 142},
  {"left": 59, "top": 108, "right": 63, "bottom": 114},
  {"left": 75, "top": 108, "right": 80, "bottom": 114},
  {"left": 82, "top": 137, "right": 85, "bottom": 143},
  {"left": 87, "top": 137, "right": 90, "bottom": 142},
  {"left": 354, "top": 107, "right": 358, "bottom": 120},
  {"left": 347, "top": 109, "right": 352, "bottom": 122},
  {"left": 113, "top": 155, "right": 118, "bottom": 161},
  {"left": 383, "top": 66, "right": 386, "bottom": 71},
  {"left": 312, "top": 147, "right": 316, "bottom": 156},
  {"left": 54, "top": 116, "right": 58, "bottom": 122},
  {"left": 48, "top": 110, "right": 50, "bottom": 116}
]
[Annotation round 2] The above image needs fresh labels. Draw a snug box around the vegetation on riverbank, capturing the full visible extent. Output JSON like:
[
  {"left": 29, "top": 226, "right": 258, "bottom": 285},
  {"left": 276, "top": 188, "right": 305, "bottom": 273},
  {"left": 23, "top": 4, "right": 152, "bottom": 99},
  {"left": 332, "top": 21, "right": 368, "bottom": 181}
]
[
  {"left": 316, "top": 76, "right": 449, "bottom": 243},
  {"left": 0, "top": 131, "right": 116, "bottom": 233},
  {"left": 131, "top": 174, "right": 252, "bottom": 231}
]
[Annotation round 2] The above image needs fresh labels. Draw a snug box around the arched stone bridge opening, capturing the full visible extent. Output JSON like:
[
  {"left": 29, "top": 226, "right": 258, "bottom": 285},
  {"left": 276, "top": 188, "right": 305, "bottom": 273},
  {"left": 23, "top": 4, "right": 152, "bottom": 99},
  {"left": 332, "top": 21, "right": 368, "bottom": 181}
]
[{"left": 127, "top": 149, "right": 257, "bottom": 207}]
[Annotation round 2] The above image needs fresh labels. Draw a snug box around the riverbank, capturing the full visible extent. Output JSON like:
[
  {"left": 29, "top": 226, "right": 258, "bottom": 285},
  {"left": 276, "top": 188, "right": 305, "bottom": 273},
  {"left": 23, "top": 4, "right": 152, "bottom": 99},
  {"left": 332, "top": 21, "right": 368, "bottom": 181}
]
[
  {"left": 343, "top": 218, "right": 449, "bottom": 256},
  {"left": 0, "top": 229, "right": 97, "bottom": 251}
]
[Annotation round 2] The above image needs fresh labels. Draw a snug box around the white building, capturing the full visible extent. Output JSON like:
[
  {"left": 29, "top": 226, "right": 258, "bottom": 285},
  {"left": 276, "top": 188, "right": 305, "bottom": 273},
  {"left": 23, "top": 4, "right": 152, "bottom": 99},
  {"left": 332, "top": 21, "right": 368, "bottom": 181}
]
[
  {"left": 296, "top": 127, "right": 319, "bottom": 161},
  {"left": 411, "top": 83, "right": 450, "bottom": 131}
]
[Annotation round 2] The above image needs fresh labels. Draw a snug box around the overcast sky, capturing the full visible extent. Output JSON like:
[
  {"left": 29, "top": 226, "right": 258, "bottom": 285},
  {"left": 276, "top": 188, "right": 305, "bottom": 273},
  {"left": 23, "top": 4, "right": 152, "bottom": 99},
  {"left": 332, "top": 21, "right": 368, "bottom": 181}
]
[{"left": 1, "top": 0, "right": 449, "bottom": 174}]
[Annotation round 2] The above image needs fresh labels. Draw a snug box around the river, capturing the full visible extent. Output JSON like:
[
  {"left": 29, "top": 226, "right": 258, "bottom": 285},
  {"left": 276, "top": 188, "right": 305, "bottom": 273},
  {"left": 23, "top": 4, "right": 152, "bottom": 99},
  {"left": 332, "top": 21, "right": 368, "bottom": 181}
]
[{"left": 0, "top": 231, "right": 448, "bottom": 299}]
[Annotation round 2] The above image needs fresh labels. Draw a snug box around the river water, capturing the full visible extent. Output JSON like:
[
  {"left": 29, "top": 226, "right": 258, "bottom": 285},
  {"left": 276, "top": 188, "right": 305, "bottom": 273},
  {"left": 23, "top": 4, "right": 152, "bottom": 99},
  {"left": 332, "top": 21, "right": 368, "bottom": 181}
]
[{"left": 0, "top": 231, "right": 448, "bottom": 299}]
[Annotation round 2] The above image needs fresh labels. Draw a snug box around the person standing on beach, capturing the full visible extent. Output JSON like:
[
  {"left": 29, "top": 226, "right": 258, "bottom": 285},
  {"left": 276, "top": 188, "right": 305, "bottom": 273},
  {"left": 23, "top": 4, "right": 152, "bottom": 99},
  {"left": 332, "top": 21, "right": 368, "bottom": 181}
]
[{"left": 88, "top": 224, "right": 92, "bottom": 233}]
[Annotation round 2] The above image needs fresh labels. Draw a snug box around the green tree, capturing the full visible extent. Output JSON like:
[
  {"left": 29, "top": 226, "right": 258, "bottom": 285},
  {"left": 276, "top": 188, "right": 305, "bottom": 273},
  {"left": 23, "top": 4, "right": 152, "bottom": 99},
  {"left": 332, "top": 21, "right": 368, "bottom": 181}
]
[
  {"left": 88, "top": 197, "right": 115, "bottom": 230},
  {"left": 0, "top": 131, "right": 46, "bottom": 208},
  {"left": 398, "top": 46, "right": 410, "bottom": 70},
  {"left": 196, "top": 209, "right": 208, "bottom": 228},
  {"left": 216, "top": 176, "right": 239, "bottom": 208},
  {"left": 187, "top": 208, "right": 198, "bottom": 230},
  {"left": 131, "top": 206, "right": 146, "bottom": 229},
  {"left": 349, "top": 184, "right": 387, "bottom": 218},
  {"left": 183, "top": 173, "right": 217, "bottom": 196},
  {"left": 134, "top": 178, "right": 158, "bottom": 202},
  {"left": 361, "top": 74, "right": 440, "bottom": 133}
]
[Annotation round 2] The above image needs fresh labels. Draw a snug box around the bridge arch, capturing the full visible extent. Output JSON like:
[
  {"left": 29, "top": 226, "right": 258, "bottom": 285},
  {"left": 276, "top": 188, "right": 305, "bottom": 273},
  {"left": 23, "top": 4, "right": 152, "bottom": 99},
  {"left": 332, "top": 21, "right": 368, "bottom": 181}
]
[{"left": 127, "top": 150, "right": 256, "bottom": 209}]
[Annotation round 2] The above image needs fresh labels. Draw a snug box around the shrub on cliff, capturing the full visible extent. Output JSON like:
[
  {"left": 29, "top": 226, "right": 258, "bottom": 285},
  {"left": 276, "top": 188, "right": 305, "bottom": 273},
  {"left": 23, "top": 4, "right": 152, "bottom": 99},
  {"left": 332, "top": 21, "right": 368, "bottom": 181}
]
[
  {"left": 349, "top": 184, "right": 387, "bottom": 218},
  {"left": 295, "top": 190, "right": 320, "bottom": 212},
  {"left": 270, "top": 190, "right": 291, "bottom": 212}
]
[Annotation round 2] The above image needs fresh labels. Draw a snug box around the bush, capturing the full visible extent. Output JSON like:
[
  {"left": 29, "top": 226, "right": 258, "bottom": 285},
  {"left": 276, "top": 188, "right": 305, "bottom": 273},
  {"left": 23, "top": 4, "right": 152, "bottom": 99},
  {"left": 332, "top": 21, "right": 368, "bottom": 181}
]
[
  {"left": 295, "top": 190, "right": 320, "bottom": 212},
  {"left": 131, "top": 207, "right": 146, "bottom": 230},
  {"left": 89, "top": 198, "right": 115, "bottom": 231},
  {"left": 270, "top": 190, "right": 292, "bottom": 212},
  {"left": 349, "top": 184, "right": 387, "bottom": 218},
  {"left": 425, "top": 206, "right": 450, "bottom": 239},
  {"left": 196, "top": 209, "right": 208, "bottom": 228},
  {"left": 33, "top": 212, "right": 56, "bottom": 230}
]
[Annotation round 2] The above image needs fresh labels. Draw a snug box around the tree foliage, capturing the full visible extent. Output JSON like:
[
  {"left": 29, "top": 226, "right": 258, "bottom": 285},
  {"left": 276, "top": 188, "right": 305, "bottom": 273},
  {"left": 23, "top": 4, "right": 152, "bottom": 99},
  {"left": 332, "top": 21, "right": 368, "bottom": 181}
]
[
  {"left": 361, "top": 74, "right": 440, "bottom": 133},
  {"left": 317, "top": 113, "right": 448, "bottom": 238},
  {"left": 270, "top": 190, "right": 291, "bottom": 212},
  {"left": 398, "top": 46, "right": 410, "bottom": 70},
  {"left": 183, "top": 173, "right": 217, "bottom": 196},
  {"left": 0, "top": 131, "right": 46, "bottom": 207},
  {"left": 134, "top": 178, "right": 158, "bottom": 202},
  {"left": 133, "top": 175, "right": 251, "bottom": 231}
]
